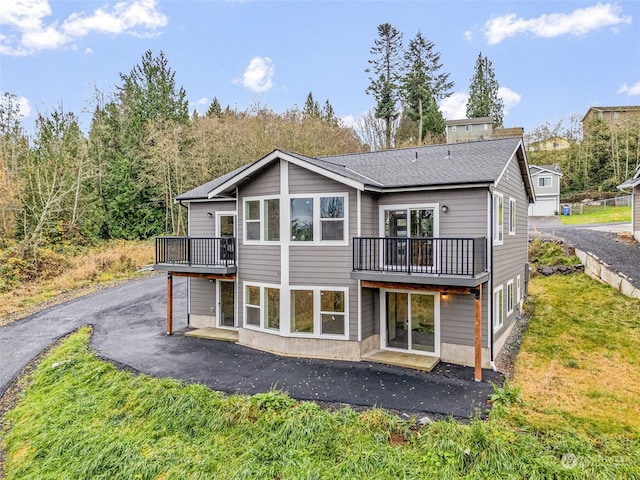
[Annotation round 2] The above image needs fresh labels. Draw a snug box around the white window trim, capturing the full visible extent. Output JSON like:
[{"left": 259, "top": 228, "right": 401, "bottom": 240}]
[
  {"left": 243, "top": 282, "right": 281, "bottom": 331},
  {"left": 538, "top": 176, "right": 552, "bottom": 188},
  {"left": 289, "top": 193, "right": 349, "bottom": 246},
  {"left": 509, "top": 197, "right": 516, "bottom": 235},
  {"left": 289, "top": 285, "right": 349, "bottom": 339},
  {"left": 215, "top": 211, "right": 236, "bottom": 237},
  {"left": 378, "top": 203, "right": 440, "bottom": 237},
  {"left": 516, "top": 274, "right": 522, "bottom": 303},
  {"left": 494, "top": 285, "right": 504, "bottom": 331},
  {"left": 242, "top": 196, "right": 281, "bottom": 245},
  {"left": 506, "top": 280, "right": 514, "bottom": 316},
  {"left": 493, "top": 193, "right": 504, "bottom": 245}
]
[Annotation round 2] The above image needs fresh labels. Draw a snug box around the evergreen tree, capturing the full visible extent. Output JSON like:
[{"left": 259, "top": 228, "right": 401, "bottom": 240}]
[
  {"left": 303, "top": 92, "right": 320, "bottom": 119},
  {"left": 365, "top": 23, "right": 403, "bottom": 149},
  {"left": 97, "top": 49, "right": 190, "bottom": 239},
  {"left": 206, "top": 97, "right": 223, "bottom": 118},
  {"left": 466, "top": 52, "right": 504, "bottom": 127},
  {"left": 401, "top": 32, "right": 453, "bottom": 144}
]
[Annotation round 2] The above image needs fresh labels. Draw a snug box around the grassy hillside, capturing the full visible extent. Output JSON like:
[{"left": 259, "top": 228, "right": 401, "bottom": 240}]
[{"left": 2, "top": 272, "right": 640, "bottom": 478}]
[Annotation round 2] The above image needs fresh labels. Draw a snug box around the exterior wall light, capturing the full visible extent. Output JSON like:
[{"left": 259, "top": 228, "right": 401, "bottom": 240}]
[
  {"left": 207, "top": 212, "right": 213, "bottom": 218},
  {"left": 441, "top": 205, "right": 449, "bottom": 213}
]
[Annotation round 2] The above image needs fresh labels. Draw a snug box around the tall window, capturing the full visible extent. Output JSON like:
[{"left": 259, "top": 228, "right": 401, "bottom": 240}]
[
  {"left": 244, "top": 283, "right": 280, "bottom": 330},
  {"left": 493, "top": 193, "right": 503, "bottom": 244},
  {"left": 291, "top": 195, "right": 346, "bottom": 243},
  {"left": 244, "top": 198, "right": 280, "bottom": 242},
  {"left": 290, "top": 287, "right": 347, "bottom": 337},
  {"left": 494, "top": 286, "right": 504, "bottom": 329},
  {"left": 509, "top": 198, "right": 516, "bottom": 235},
  {"left": 507, "top": 280, "right": 514, "bottom": 316}
]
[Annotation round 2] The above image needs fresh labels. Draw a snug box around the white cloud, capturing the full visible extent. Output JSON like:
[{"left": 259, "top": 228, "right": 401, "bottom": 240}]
[
  {"left": 499, "top": 86, "right": 521, "bottom": 115},
  {"left": 340, "top": 114, "right": 357, "bottom": 128},
  {"left": 618, "top": 82, "right": 640, "bottom": 96},
  {"left": 195, "top": 97, "right": 209, "bottom": 105},
  {"left": 235, "top": 57, "right": 275, "bottom": 93},
  {"left": 464, "top": 30, "right": 474, "bottom": 41},
  {"left": 439, "top": 92, "right": 469, "bottom": 120},
  {"left": 438, "top": 88, "right": 520, "bottom": 120},
  {"left": 484, "top": 3, "right": 631, "bottom": 45},
  {"left": 0, "top": 0, "right": 167, "bottom": 56},
  {"left": 0, "top": 92, "right": 32, "bottom": 117}
]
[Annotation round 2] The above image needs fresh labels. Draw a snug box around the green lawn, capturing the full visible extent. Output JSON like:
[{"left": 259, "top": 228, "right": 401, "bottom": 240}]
[
  {"left": 559, "top": 205, "right": 631, "bottom": 225},
  {"left": 2, "top": 274, "right": 640, "bottom": 478}
]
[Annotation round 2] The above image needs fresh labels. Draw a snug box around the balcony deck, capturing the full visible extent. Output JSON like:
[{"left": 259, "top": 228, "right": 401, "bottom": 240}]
[
  {"left": 154, "top": 236, "right": 237, "bottom": 275},
  {"left": 351, "top": 236, "right": 488, "bottom": 287}
]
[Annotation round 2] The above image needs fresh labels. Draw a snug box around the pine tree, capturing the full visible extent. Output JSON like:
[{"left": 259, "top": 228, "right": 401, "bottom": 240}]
[
  {"left": 365, "top": 23, "right": 404, "bottom": 149},
  {"left": 303, "top": 92, "right": 320, "bottom": 119},
  {"left": 206, "top": 97, "right": 223, "bottom": 118},
  {"left": 466, "top": 52, "right": 504, "bottom": 127},
  {"left": 401, "top": 31, "right": 453, "bottom": 144}
]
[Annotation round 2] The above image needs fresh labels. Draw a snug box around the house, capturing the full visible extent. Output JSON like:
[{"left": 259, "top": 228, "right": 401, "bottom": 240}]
[
  {"left": 445, "top": 118, "right": 523, "bottom": 144},
  {"left": 618, "top": 165, "right": 640, "bottom": 241},
  {"left": 528, "top": 164, "right": 563, "bottom": 217},
  {"left": 445, "top": 117, "right": 493, "bottom": 143},
  {"left": 582, "top": 106, "right": 640, "bottom": 132},
  {"left": 154, "top": 138, "right": 535, "bottom": 381},
  {"left": 528, "top": 136, "right": 571, "bottom": 152}
]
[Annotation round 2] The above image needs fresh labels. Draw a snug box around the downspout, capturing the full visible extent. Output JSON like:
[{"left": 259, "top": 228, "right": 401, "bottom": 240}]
[{"left": 488, "top": 187, "right": 496, "bottom": 370}]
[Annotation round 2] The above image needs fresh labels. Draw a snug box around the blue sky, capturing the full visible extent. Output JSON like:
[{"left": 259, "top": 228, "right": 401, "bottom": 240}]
[{"left": 1, "top": 1, "right": 638, "bottom": 137}]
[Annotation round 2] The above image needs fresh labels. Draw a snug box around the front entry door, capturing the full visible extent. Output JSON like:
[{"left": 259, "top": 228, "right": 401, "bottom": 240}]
[
  {"left": 384, "top": 291, "right": 438, "bottom": 354},
  {"left": 219, "top": 281, "right": 235, "bottom": 328}
]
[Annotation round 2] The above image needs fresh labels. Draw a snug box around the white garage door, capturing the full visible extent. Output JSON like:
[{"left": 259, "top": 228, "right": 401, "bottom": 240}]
[{"left": 528, "top": 197, "right": 557, "bottom": 216}]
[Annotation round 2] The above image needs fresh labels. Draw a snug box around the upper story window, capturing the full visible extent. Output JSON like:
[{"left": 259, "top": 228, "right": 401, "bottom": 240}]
[
  {"left": 538, "top": 176, "right": 552, "bottom": 188},
  {"left": 509, "top": 198, "right": 516, "bottom": 235},
  {"left": 244, "top": 197, "right": 280, "bottom": 242},
  {"left": 465, "top": 125, "right": 473, "bottom": 132},
  {"left": 291, "top": 194, "right": 347, "bottom": 243},
  {"left": 493, "top": 193, "right": 504, "bottom": 245},
  {"left": 482, "top": 124, "right": 489, "bottom": 131}
]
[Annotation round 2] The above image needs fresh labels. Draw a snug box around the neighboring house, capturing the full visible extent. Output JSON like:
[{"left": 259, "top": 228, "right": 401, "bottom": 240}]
[
  {"left": 154, "top": 138, "right": 535, "bottom": 380},
  {"left": 618, "top": 165, "right": 640, "bottom": 241},
  {"left": 528, "top": 136, "right": 571, "bottom": 152},
  {"left": 528, "top": 164, "right": 563, "bottom": 217},
  {"left": 582, "top": 106, "right": 640, "bottom": 131},
  {"left": 445, "top": 117, "right": 493, "bottom": 143}
]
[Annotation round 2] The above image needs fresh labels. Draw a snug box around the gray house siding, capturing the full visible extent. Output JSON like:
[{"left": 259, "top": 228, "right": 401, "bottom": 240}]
[
  {"left": 493, "top": 153, "right": 530, "bottom": 341},
  {"left": 237, "top": 161, "right": 282, "bottom": 327},
  {"left": 190, "top": 278, "right": 216, "bottom": 316},
  {"left": 288, "top": 163, "right": 359, "bottom": 339}
]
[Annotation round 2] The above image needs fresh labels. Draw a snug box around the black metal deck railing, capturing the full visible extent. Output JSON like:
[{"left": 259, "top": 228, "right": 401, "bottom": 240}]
[
  {"left": 155, "top": 237, "right": 236, "bottom": 267},
  {"left": 353, "top": 237, "right": 486, "bottom": 276}
]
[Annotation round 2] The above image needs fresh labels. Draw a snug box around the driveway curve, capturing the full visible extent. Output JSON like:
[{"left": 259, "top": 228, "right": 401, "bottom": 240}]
[
  {"left": 1, "top": 275, "right": 497, "bottom": 418},
  {"left": 531, "top": 218, "right": 640, "bottom": 289}
]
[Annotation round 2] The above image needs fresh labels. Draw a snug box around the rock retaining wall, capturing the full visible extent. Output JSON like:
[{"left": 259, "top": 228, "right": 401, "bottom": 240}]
[{"left": 575, "top": 248, "right": 640, "bottom": 300}]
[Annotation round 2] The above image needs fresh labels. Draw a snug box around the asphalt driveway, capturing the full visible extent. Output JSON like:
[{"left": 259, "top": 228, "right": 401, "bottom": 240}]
[
  {"left": 530, "top": 217, "right": 640, "bottom": 289},
  {"left": 1, "top": 275, "right": 497, "bottom": 419}
]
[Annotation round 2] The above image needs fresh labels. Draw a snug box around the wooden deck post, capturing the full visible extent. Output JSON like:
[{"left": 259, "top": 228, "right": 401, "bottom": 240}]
[
  {"left": 474, "top": 285, "right": 482, "bottom": 382},
  {"left": 167, "top": 272, "right": 173, "bottom": 335}
]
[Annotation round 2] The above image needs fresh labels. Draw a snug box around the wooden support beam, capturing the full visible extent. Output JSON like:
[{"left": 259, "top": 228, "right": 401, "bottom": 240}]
[
  {"left": 474, "top": 285, "right": 482, "bottom": 382},
  {"left": 360, "top": 280, "right": 471, "bottom": 295},
  {"left": 168, "top": 271, "right": 236, "bottom": 280},
  {"left": 167, "top": 272, "right": 173, "bottom": 336}
]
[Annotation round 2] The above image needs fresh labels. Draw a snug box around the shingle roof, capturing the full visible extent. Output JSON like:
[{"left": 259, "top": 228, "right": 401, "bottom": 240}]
[
  {"left": 177, "top": 137, "right": 527, "bottom": 200},
  {"left": 312, "top": 137, "right": 522, "bottom": 188}
]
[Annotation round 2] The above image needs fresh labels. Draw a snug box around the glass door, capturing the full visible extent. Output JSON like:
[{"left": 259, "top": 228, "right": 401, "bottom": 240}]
[
  {"left": 383, "top": 208, "right": 435, "bottom": 270},
  {"left": 219, "top": 281, "right": 235, "bottom": 328},
  {"left": 217, "top": 213, "right": 236, "bottom": 262},
  {"left": 384, "top": 291, "right": 437, "bottom": 354}
]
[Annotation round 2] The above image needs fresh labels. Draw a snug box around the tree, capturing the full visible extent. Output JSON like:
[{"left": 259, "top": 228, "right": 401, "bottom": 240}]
[
  {"left": 0, "top": 93, "right": 29, "bottom": 242},
  {"left": 303, "top": 92, "right": 320, "bottom": 119},
  {"left": 366, "top": 23, "right": 404, "bottom": 149},
  {"left": 22, "top": 107, "right": 90, "bottom": 246},
  {"left": 206, "top": 97, "right": 223, "bottom": 118},
  {"left": 401, "top": 32, "right": 453, "bottom": 144},
  {"left": 96, "top": 49, "right": 190, "bottom": 239},
  {"left": 466, "top": 52, "right": 504, "bottom": 127}
]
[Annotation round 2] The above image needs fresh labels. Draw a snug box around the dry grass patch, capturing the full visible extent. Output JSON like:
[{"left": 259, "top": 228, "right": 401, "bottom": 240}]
[
  {"left": 0, "top": 240, "right": 154, "bottom": 323},
  {"left": 512, "top": 274, "right": 640, "bottom": 437}
]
